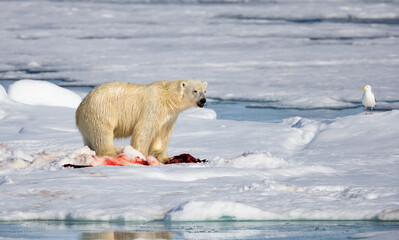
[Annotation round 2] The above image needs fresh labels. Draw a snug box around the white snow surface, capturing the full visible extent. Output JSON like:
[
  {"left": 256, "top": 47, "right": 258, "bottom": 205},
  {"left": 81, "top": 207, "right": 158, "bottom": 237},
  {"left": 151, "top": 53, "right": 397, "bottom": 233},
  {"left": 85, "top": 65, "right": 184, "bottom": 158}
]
[
  {"left": 0, "top": 92, "right": 398, "bottom": 222},
  {"left": 8, "top": 80, "right": 82, "bottom": 108},
  {"left": 0, "top": 0, "right": 398, "bottom": 224},
  {"left": 0, "top": 85, "right": 7, "bottom": 101}
]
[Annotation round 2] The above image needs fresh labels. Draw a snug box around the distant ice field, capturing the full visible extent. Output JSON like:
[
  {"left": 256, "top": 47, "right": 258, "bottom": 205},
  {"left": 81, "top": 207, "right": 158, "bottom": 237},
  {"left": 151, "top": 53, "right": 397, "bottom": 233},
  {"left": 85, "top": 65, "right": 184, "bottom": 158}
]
[{"left": 1, "top": 0, "right": 399, "bottom": 109}]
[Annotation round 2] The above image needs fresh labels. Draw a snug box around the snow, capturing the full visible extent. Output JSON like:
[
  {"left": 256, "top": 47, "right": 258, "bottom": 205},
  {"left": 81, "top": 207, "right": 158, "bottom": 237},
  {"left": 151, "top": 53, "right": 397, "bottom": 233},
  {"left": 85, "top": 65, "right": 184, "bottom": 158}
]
[
  {"left": 181, "top": 107, "right": 217, "bottom": 120},
  {"left": 0, "top": 89, "right": 398, "bottom": 222},
  {"left": 8, "top": 80, "right": 82, "bottom": 108},
  {"left": 0, "top": 85, "right": 7, "bottom": 100},
  {"left": 0, "top": 0, "right": 398, "bottom": 235},
  {"left": 165, "top": 201, "right": 277, "bottom": 221},
  {"left": 350, "top": 231, "right": 399, "bottom": 240}
]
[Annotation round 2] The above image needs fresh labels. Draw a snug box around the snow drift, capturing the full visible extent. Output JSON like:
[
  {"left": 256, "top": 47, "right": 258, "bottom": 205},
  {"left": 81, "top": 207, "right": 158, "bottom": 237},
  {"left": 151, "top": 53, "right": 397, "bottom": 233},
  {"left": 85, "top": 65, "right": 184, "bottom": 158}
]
[{"left": 8, "top": 80, "right": 82, "bottom": 108}]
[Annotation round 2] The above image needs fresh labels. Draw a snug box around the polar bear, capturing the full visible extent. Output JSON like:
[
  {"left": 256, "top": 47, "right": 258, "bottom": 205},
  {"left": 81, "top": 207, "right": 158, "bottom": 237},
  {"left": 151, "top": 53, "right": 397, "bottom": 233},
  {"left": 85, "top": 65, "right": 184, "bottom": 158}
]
[{"left": 75, "top": 79, "right": 207, "bottom": 163}]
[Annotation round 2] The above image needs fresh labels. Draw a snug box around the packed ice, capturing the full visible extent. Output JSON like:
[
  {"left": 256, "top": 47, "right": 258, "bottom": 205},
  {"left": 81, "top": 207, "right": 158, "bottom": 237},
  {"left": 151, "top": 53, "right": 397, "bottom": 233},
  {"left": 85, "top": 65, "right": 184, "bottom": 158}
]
[{"left": 1, "top": 80, "right": 398, "bottom": 222}]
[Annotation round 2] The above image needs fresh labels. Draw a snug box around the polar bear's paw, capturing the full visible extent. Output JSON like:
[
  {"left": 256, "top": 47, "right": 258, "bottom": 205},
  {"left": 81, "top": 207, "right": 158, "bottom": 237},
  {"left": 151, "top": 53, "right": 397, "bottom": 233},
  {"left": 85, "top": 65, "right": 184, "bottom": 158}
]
[{"left": 147, "top": 155, "right": 161, "bottom": 166}]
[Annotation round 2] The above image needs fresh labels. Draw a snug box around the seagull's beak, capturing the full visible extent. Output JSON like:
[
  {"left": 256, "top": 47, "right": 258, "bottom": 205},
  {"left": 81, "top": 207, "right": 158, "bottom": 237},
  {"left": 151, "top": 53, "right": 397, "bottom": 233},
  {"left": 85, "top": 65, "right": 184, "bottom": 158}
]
[{"left": 362, "top": 88, "right": 365, "bottom": 90}]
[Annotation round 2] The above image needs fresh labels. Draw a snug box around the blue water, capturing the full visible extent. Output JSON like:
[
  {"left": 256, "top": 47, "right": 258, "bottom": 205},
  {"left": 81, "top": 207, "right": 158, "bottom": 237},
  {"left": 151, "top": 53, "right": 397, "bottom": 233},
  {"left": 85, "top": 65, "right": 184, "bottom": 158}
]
[
  {"left": 206, "top": 99, "right": 365, "bottom": 123},
  {"left": 0, "top": 220, "right": 398, "bottom": 239}
]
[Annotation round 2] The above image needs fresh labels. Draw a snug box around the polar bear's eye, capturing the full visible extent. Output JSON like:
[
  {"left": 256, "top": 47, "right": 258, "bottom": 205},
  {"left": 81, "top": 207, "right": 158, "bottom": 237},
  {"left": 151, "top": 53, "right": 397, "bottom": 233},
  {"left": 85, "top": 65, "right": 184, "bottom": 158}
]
[{"left": 193, "top": 90, "right": 198, "bottom": 94}]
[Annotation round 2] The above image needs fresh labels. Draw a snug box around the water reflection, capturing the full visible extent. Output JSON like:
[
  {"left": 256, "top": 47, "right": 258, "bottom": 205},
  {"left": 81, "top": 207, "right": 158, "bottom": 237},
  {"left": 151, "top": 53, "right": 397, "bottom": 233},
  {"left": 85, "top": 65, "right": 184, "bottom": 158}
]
[
  {"left": 82, "top": 231, "right": 173, "bottom": 240},
  {"left": 1, "top": 221, "right": 399, "bottom": 239}
]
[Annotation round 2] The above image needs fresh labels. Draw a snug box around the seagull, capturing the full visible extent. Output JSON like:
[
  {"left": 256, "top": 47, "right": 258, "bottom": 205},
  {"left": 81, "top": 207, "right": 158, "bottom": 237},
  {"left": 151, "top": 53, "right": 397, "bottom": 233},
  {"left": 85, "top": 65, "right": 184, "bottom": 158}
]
[{"left": 362, "top": 85, "right": 376, "bottom": 115}]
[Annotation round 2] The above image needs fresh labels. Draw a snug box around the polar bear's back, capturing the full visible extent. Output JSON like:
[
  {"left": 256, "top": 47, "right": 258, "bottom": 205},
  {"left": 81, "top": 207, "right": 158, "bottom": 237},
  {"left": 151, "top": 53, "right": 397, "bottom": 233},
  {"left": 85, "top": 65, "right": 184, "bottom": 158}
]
[{"left": 76, "top": 81, "right": 146, "bottom": 138}]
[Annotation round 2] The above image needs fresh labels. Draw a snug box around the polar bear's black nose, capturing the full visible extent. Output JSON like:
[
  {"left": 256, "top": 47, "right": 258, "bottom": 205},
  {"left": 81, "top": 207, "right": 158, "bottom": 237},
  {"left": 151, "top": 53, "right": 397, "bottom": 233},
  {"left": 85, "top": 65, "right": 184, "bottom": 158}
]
[{"left": 200, "top": 98, "right": 206, "bottom": 104}]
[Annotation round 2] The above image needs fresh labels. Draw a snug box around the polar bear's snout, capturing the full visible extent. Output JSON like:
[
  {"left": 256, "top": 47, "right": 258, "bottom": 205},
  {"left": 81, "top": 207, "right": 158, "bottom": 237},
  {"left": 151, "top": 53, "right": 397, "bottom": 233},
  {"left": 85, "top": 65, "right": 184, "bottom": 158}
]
[
  {"left": 197, "top": 92, "right": 206, "bottom": 108},
  {"left": 197, "top": 98, "right": 206, "bottom": 108}
]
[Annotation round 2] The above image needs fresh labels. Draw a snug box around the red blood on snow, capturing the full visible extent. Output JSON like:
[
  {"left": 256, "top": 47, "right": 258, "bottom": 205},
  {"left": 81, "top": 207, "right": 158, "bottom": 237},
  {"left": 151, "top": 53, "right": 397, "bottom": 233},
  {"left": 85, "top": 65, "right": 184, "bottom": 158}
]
[
  {"left": 164, "top": 154, "right": 206, "bottom": 164},
  {"left": 102, "top": 154, "right": 150, "bottom": 166},
  {"left": 63, "top": 153, "right": 205, "bottom": 168}
]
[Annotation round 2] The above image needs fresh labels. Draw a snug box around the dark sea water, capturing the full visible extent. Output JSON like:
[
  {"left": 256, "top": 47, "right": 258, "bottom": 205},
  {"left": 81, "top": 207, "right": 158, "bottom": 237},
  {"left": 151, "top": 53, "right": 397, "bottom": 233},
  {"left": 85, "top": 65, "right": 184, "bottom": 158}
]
[{"left": 0, "top": 220, "right": 398, "bottom": 239}]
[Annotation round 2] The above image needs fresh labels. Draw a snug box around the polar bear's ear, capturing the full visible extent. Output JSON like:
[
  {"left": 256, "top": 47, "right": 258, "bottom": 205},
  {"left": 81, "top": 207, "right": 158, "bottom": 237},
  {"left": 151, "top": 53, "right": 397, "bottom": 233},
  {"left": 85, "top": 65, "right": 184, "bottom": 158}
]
[
  {"left": 203, "top": 82, "right": 208, "bottom": 89},
  {"left": 180, "top": 81, "right": 187, "bottom": 94}
]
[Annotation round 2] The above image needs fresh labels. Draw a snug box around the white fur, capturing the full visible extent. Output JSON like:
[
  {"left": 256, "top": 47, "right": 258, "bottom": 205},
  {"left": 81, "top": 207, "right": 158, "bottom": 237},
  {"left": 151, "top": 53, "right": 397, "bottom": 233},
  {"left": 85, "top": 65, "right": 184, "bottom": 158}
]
[{"left": 75, "top": 79, "right": 207, "bottom": 163}]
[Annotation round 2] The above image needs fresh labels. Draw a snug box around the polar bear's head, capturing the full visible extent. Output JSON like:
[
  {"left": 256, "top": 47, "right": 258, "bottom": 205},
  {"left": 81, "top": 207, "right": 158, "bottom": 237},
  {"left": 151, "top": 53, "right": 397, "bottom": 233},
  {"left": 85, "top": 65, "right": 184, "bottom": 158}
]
[{"left": 180, "top": 79, "right": 208, "bottom": 108}]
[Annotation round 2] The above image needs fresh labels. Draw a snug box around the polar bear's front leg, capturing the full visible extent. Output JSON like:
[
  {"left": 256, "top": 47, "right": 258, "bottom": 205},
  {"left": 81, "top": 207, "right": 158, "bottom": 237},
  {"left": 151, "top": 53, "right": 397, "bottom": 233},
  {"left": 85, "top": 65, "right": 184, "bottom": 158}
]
[
  {"left": 94, "top": 130, "right": 118, "bottom": 157},
  {"left": 149, "top": 134, "right": 170, "bottom": 163},
  {"left": 149, "top": 117, "right": 177, "bottom": 163},
  {"left": 130, "top": 121, "right": 155, "bottom": 159},
  {"left": 130, "top": 136, "right": 150, "bottom": 160}
]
